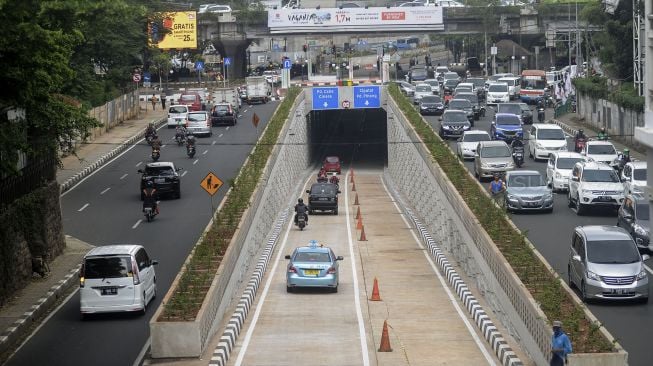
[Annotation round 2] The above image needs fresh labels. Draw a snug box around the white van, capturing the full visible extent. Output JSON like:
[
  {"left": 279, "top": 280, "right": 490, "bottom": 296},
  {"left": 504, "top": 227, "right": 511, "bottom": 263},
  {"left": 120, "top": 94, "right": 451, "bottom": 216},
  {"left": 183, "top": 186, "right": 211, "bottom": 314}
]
[
  {"left": 497, "top": 76, "right": 521, "bottom": 100},
  {"left": 546, "top": 70, "right": 563, "bottom": 87},
  {"left": 79, "top": 245, "right": 158, "bottom": 319},
  {"left": 167, "top": 105, "right": 189, "bottom": 128},
  {"left": 486, "top": 83, "right": 510, "bottom": 105}
]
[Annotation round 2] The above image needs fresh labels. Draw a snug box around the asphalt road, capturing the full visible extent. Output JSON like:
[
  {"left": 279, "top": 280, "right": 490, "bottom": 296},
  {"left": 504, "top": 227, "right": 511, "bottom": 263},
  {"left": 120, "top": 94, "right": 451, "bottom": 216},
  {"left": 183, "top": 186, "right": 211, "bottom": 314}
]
[
  {"left": 5, "top": 101, "right": 280, "bottom": 366},
  {"left": 421, "top": 101, "right": 653, "bottom": 366}
]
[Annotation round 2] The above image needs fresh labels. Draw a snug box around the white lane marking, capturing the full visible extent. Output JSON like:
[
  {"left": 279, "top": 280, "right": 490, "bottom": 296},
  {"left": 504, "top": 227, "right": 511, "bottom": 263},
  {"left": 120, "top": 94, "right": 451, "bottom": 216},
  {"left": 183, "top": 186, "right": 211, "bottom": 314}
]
[
  {"left": 225, "top": 127, "right": 230, "bottom": 131},
  {"left": 193, "top": 159, "right": 199, "bottom": 165},
  {"left": 219, "top": 134, "right": 224, "bottom": 138},
  {"left": 203, "top": 150, "right": 208, "bottom": 155},
  {"left": 120, "top": 173, "right": 128, "bottom": 180},
  {"left": 380, "top": 179, "right": 498, "bottom": 365},
  {"left": 234, "top": 193, "right": 296, "bottom": 366},
  {"left": 344, "top": 172, "right": 371, "bottom": 366},
  {"left": 132, "top": 338, "right": 151, "bottom": 366},
  {"left": 161, "top": 144, "right": 166, "bottom": 148},
  {"left": 181, "top": 171, "right": 188, "bottom": 177},
  {"left": 100, "top": 187, "right": 111, "bottom": 195},
  {"left": 136, "top": 162, "right": 142, "bottom": 167},
  {"left": 212, "top": 140, "right": 216, "bottom": 145},
  {"left": 78, "top": 203, "right": 89, "bottom": 212},
  {"left": 645, "top": 264, "right": 653, "bottom": 275},
  {"left": 243, "top": 109, "right": 248, "bottom": 113},
  {"left": 132, "top": 220, "right": 142, "bottom": 229}
]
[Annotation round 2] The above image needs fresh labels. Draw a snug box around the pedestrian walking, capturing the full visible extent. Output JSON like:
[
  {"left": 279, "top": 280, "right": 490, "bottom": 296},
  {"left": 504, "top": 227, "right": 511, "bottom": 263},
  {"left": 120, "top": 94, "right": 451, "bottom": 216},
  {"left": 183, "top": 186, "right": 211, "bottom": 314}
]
[
  {"left": 150, "top": 94, "right": 158, "bottom": 110},
  {"left": 550, "top": 320, "right": 572, "bottom": 366},
  {"left": 160, "top": 92, "right": 166, "bottom": 109},
  {"left": 489, "top": 173, "right": 506, "bottom": 208}
]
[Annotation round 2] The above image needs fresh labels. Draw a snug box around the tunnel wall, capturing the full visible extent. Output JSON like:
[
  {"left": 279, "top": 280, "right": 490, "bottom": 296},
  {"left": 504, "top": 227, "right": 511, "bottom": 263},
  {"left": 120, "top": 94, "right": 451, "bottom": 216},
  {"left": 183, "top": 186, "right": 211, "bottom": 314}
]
[{"left": 384, "top": 97, "right": 551, "bottom": 365}]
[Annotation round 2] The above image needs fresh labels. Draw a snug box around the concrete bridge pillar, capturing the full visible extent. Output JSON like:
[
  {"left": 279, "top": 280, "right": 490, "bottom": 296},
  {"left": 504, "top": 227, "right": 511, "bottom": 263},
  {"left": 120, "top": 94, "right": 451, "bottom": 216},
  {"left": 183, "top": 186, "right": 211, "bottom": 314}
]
[{"left": 215, "top": 40, "right": 250, "bottom": 80}]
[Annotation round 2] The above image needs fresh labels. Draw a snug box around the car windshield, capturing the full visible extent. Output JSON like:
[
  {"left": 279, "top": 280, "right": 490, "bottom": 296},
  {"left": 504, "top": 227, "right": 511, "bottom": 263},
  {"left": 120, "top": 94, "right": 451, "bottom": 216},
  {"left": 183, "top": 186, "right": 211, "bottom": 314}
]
[
  {"left": 188, "top": 113, "right": 207, "bottom": 121},
  {"left": 587, "top": 144, "right": 616, "bottom": 154},
  {"left": 468, "top": 78, "right": 485, "bottom": 87},
  {"left": 169, "top": 106, "right": 187, "bottom": 113},
  {"left": 145, "top": 166, "right": 175, "bottom": 176},
  {"left": 488, "top": 84, "right": 508, "bottom": 92},
  {"left": 84, "top": 256, "right": 131, "bottom": 279},
  {"left": 444, "top": 73, "right": 458, "bottom": 79},
  {"left": 634, "top": 169, "right": 647, "bottom": 180},
  {"left": 557, "top": 158, "right": 584, "bottom": 169},
  {"left": 508, "top": 174, "right": 545, "bottom": 187},
  {"left": 586, "top": 240, "right": 640, "bottom": 264},
  {"left": 537, "top": 129, "right": 565, "bottom": 140},
  {"left": 436, "top": 67, "right": 448, "bottom": 74},
  {"left": 425, "top": 81, "right": 439, "bottom": 87},
  {"left": 215, "top": 105, "right": 230, "bottom": 112},
  {"left": 496, "top": 115, "right": 521, "bottom": 125},
  {"left": 444, "top": 112, "right": 468, "bottom": 123},
  {"left": 421, "top": 96, "right": 441, "bottom": 103},
  {"left": 449, "top": 100, "right": 471, "bottom": 109},
  {"left": 455, "top": 87, "right": 472, "bottom": 93},
  {"left": 181, "top": 95, "right": 197, "bottom": 102},
  {"left": 412, "top": 70, "right": 427, "bottom": 77},
  {"left": 519, "top": 104, "right": 530, "bottom": 112},
  {"left": 416, "top": 85, "right": 431, "bottom": 92},
  {"left": 311, "top": 184, "right": 336, "bottom": 195},
  {"left": 457, "top": 94, "right": 478, "bottom": 104},
  {"left": 582, "top": 169, "right": 619, "bottom": 183},
  {"left": 521, "top": 78, "right": 546, "bottom": 89},
  {"left": 498, "top": 104, "right": 521, "bottom": 115},
  {"left": 294, "top": 251, "right": 331, "bottom": 262},
  {"left": 636, "top": 203, "right": 650, "bottom": 220},
  {"left": 463, "top": 133, "right": 490, "bottom": 142},
  {"left": 481, "top": 146, "right": 511, "bottom": 158},
  {"left": 326, "top": 157, "right": 339, "bottom": 163},
  {"left": 444, "top": 80, "right": 458, "bottom": 87}
]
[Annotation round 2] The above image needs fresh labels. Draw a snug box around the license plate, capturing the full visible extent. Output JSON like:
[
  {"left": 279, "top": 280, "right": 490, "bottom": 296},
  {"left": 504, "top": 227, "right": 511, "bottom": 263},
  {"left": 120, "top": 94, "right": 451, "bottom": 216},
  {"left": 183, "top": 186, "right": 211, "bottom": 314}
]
[
  {"left": 597, "top": 196, "right": 611, "bottom": 201},
  {"left": 319, "top": 197, "right": 329, "bottom": 201},
  {"left": 611, "top": 288, "right": 628, "bottom": 295},
  {"left": 101, "top": 287, "right": 117, "bottom": 296},
  {"left": 175, "top": 119, "right": 182, "bottom": 122},
  {"left": 304, "top": 269, "right": 319, "bottom": 276},
  {"left": 154, "top": 178, "right": 165, "bottom": 184}
]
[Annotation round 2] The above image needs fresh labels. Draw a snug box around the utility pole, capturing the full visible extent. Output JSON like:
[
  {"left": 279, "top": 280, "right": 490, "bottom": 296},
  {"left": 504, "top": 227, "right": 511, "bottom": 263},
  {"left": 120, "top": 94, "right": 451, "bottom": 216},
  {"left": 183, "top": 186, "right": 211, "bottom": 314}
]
[
  {"left": 484, "top": 31, "right": 488, "bottom": 77},
  {"left": 568, "top": 2, "right": 572, "bottom": 67}
]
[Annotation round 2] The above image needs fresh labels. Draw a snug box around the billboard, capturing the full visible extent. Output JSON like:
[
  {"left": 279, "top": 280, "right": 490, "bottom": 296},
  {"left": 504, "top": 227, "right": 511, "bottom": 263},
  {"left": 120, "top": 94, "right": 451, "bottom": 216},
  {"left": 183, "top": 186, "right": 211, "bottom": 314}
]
[
  {"left": 150, "top": 12, "right": 197, "bottom": 49},
  {"left": 268, "top": 6, "right": 444, "bottom": 34}
]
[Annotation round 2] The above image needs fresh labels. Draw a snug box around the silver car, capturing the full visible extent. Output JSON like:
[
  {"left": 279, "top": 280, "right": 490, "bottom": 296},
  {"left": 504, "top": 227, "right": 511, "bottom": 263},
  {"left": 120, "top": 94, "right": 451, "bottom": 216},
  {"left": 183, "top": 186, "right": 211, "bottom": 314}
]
[
  {"left": 185, "top": 111, "right": 212, "bottom": 137},
  {"left": 504, "top": 170, "right": 554, "bottom": 213},
  {"left": 568, "top": 225, "right": 649, "bottom": 303},
  {"left": 473, "top": 140, "right": 515, "bottom": 180}
]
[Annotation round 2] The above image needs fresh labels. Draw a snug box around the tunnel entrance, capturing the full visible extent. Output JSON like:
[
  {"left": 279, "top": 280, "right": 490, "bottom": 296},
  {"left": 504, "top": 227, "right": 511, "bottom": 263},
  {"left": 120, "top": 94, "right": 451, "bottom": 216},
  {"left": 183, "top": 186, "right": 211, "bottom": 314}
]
[{"left": 307, "top": 108, "right": 388, "bottom": 170}]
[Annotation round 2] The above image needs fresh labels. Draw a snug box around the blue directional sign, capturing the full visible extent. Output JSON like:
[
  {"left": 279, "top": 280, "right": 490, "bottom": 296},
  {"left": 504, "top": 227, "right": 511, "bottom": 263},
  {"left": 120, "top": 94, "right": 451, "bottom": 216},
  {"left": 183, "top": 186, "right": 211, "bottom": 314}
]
[
  {"left": 312, "top": 87, "right": 339, "bottom": 110},
  {"left": 195, "top": 61, "right": 204, "bottom": 70},
  {"left": 353, "top": 86, "right": 380, "bottom": 108},
  {"left": 224, "top": 57, "right": 231, "bottom": 66},
  {"left": 143, "top": 72, "right": 151, "bottom": 82},
  {"left": 283, "top": 59, "right": 292, "bottom": 69}
]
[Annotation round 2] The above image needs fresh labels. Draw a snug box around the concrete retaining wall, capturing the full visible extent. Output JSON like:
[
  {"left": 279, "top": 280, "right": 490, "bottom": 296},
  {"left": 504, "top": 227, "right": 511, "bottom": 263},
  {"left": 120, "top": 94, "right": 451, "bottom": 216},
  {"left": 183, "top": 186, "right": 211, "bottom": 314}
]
[
  {"left": 150, "top": 91, "right": 310, "bottom": 358},
  {"left": 384, "top": 97, "right": 627, "bottom": 366}
]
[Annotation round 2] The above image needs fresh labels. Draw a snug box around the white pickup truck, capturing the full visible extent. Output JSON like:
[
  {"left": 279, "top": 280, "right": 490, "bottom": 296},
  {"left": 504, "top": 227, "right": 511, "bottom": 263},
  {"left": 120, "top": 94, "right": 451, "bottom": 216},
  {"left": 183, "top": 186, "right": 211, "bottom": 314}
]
[{"left": 245, "top": 76, "right": 270, "bottom": 104}]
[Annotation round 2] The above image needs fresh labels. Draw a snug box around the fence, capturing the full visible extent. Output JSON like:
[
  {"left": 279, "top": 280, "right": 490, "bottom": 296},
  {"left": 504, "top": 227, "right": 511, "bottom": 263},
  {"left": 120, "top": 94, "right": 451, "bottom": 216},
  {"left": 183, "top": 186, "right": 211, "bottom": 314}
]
[
  {"left": 1, "top": 157, "right": 57, "bottom": 205},
  {"left": 85, "top": 90, "right": 139, "bottom": 141}
]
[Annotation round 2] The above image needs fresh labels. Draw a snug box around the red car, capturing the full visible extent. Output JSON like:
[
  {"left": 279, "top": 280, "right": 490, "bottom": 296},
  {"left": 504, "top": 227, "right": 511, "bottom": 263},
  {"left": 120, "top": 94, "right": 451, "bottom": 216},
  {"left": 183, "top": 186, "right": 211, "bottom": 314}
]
[
  {"left": 179, "top": 93, "right": 202, "bottom": 111},
  {"left": 322, "top": 156, "right": 341, "bottom": 174}
]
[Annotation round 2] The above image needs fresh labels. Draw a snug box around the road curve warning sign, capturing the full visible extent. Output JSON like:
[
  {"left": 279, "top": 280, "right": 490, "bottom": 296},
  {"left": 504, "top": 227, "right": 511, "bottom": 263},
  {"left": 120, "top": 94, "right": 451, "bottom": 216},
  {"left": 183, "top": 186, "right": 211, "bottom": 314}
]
[{"left": 200, "top": 172, "right": 223, "bottom": 196}]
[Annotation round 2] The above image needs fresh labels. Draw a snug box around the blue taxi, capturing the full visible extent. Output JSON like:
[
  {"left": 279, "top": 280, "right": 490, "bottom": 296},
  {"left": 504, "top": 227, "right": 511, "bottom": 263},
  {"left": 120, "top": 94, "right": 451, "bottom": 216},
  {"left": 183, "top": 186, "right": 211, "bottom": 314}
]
[{"left": 285, "top": 240, "right": 343, "bottom": 293}]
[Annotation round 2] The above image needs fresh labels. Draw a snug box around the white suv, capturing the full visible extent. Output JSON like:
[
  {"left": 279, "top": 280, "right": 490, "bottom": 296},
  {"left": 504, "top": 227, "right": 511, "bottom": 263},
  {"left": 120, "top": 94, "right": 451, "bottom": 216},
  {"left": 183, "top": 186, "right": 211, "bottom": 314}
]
[
  {"left": 167, "top": 105, "right": 189, "bottom": 128},
  {"left": 546, "top": 152, "right": 586, "bottom": 192},
  {"left": 486, "top": 83, "right": 510, "bottom": 105},
  {"left": 527, "top": 124, "right": 568, "bottom": 160},
  {"left": 568, "top": 161, "right": 625, "bottom": 215},
  {"left": 582, "top": 140, "right": 618, "bottom": 165}
]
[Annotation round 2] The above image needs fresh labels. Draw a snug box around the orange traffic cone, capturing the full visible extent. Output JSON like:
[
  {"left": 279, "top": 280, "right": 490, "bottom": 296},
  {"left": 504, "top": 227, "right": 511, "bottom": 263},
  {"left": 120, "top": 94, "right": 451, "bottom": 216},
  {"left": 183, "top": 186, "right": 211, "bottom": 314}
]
[
  {"left": 356, "top": 216, "right": 363, "bottom": 230},
  {"left": 354, "top": 193, "right": 360, "bottom": 205},
  {"left": 355, "top": 206, "right": 361, "bottom": 220},
  {"left": 370, "top": 277, "right": 381, "bottom": 301},
  {"left": 378, "top": 320, "right": 392, "bottom": 352},
  {"left": 352, "top": 182, "right": 356, "bottom": 191},
  {"left": 359, "top": 225, "right": 367, "bottom": 241}
]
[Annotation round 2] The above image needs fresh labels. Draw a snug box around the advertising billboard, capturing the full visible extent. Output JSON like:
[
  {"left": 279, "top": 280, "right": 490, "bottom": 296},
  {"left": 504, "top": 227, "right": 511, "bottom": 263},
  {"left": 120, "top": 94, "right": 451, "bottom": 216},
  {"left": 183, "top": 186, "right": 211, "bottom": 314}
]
[
  {"left": 268, "top": 6, "right": 444, "bottom": 34},
  {"left": 150, "top": 11, "right": 197, "bottom": 49}
]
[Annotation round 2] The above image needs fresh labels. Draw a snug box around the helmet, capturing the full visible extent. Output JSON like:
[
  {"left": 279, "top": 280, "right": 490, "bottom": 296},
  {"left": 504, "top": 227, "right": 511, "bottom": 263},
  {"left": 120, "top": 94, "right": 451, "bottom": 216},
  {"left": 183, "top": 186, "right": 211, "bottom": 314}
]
[
  {"left": 600, "top": 127, "right": 606, "bottom": 132},
  {"left": 578, "top": 129, "right": 584, "bottom": 134},
  {"left": 146, "top": 181, "right": 153, "bottom": 187},
  {"left": 298, "top": 198, "right": 303, "bottom": 204},
  {"left": 623, "top": 148, "right": 630, "bottom": 155}
]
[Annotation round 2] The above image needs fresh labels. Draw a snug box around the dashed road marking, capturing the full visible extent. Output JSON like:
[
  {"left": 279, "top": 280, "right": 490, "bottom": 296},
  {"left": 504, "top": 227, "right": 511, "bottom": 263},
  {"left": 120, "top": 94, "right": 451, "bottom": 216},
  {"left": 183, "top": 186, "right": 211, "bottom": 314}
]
[
  {"left": 193, "top": 159, "right": 199, "bottom": 165},
  {"left": 212, "top": 140, "right": 216, "bottom": 145},
  {"left": 132, "top": 220, "right": 142, "bottom": 229},
  {"left": 219, "top": 134, "right": 223, "bottom": 138},
  {"left": 120, "top": 173, "right": 128, "bottom": 180},
  {"left": 203, "top": 150, "right": 208, "bottom": 155},
  {"left": 100, "top": 187, "right": 111, "bottom": 195},
  {"left": 181, "top": 171, "right": 188, "bottom": 177},
  {"left": 78, "top": 203, "right": 89, "bottom": 212},
  {"left": 225, "top": 127, "right": 230, "bottom": 131},
  {"left": 136, "top": 162, "right": 142, "bottom": 167}
]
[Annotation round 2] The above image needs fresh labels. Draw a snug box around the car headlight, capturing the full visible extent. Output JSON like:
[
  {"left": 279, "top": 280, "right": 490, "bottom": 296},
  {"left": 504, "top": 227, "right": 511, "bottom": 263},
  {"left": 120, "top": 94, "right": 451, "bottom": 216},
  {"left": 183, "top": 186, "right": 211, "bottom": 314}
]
[
  {"left": 507, "top": 161, "right": 515, "bottom": 168},
  {"left": 637, "top": 268, "right": 648, "bottom": 280},
  {"left": 506, "top": 193, "right": 518, "bottom": 200},
  {"left": 481, "top": 163, "right": 491, "bottom": 168},
  {"left": 442, "top": 125, "right": 451, "bottom": 130},
  {"left": 555, "top": 172, "right": 563, "bottom": 179},
  {"left": 586, "top": 270, "right": 600, "bottom": 281},
  {"left": 544, "top": 193, "right": 553, "bottom": 200},
  {"left": 634, "top": 224, "right": 648, "bottom": 237},
  {"left": 536, "top": 142, "right": 544, "bottom": 149}
]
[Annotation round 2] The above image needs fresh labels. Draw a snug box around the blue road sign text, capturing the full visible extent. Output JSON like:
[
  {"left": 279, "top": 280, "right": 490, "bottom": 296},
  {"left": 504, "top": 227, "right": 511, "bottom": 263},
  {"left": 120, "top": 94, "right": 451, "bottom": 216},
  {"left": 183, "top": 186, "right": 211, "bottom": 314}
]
[
  {"left": 312, "top": 87, "right": 339, "bottom": 110},
  {"left": 353, "top": 86, "right": 380, "bottom": 108}
]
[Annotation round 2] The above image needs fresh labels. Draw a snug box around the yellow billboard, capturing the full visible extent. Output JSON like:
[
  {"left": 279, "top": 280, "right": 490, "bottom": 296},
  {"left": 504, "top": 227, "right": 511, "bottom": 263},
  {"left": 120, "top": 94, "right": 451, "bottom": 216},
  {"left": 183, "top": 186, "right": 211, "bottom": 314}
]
[{"left": 151, "top": 11, "right": 197, "bottom": 49}]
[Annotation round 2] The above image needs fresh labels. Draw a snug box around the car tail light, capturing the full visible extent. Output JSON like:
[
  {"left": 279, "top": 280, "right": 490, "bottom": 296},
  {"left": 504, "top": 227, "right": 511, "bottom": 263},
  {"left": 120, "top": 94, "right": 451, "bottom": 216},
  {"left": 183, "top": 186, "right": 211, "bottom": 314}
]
[
  {"left": 79, "top": 263, "right": 85, "bottom": 287},
  {"left": 327, "top": 266, "right": 336, "bottom": 274},
  {"left": 132, "top": 261, "right": 141, "bottom": 285},
  {"left": 288, "top": 266, "right": 297, "bottom": 273}
]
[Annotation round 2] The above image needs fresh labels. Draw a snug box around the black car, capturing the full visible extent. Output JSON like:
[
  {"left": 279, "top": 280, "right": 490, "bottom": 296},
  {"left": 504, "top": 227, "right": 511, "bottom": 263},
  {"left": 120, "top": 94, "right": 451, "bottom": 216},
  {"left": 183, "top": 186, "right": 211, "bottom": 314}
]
[
  {"left": 419, "top": 95, "right": 445, "bottom": 115},
  {"left": 210, "top": 103, "right": 237, "bottom": 126},
  {"left": 439, "top": 110, "right": 471, "bottom": 139},
  {"left": 454, "top": 92, "right": 485, "bottom": 120},
  {"left": 446, "top": 99, "right": 475, "bottom": 125},
  {"left": 138, "top": 162, "right": 181, "bottom": 199},
  {"left": 617, "top": 193, "right": 651, "bottom": 253},
  {"left": 306, "top": 182, "right": 340, "bottom": 215},
  {"left": 442, "top": 79, "right": 459, "bottom": 95}
]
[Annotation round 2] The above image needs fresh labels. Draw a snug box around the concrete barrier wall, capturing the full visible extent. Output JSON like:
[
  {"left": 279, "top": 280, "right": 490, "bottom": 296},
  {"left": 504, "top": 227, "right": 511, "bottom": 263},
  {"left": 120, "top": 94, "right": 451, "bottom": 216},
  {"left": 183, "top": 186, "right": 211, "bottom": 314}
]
[
  {"left": 151, "top": 91, "right": 310, "bottom": 358},
  {"left": 384, "top": 97, "right": 626, "bottom": 366}
]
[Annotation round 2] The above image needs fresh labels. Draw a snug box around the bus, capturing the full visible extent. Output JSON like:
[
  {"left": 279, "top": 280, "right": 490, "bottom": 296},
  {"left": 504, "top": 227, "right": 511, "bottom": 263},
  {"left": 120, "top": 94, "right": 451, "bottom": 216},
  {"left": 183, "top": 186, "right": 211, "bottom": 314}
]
[{"left": 520, "top": 70, "right": 547, "bottom": 104}]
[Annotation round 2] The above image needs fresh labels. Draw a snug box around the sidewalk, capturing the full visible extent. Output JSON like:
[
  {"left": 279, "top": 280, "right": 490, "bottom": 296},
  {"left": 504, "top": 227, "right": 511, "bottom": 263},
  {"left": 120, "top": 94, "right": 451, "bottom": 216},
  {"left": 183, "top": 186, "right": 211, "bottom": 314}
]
[
  {"left": 0, "top": 102, "right": 166, "bottom": 362},
  {"left": 552, "top": 113, "right": 646, "bottom": 161}
]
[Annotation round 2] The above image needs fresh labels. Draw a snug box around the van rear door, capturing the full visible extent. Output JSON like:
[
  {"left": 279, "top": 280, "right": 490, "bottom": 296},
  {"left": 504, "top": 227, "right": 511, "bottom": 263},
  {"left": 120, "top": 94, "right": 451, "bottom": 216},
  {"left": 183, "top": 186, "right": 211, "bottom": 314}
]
[{"left": 82, "top": 255, "right": 136, "bottom": 308}]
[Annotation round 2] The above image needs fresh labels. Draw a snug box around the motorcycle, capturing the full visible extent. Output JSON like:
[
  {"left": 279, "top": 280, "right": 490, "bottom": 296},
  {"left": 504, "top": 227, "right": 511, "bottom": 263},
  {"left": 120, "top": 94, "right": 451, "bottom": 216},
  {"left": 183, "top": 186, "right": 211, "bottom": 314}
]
[
  {"left": 186, "top": 144, "right": 196, "bottom": 158},
  {"left": 143, "top": 206, "right": 156, "bottom": 222},
  {"left": 146, "top": 133, "right": 157, "bottom": 146},
  {"left": 151, "top": 148, "right": 160, "bottom": 161},
  {"left": 175, "top": 133, "right": 186, "bottom": 146},
  {"left": 512, "top": 147, "right": 524, "bottom": 168},
  {"left": 296, "top": 213, "right": 307, "bottom": 231},
  {"left": 537, "top": 107, "right": 545, "bottom": 123},
  {"left": 574, "top": 138, "right": 586, "bottom": 153}
]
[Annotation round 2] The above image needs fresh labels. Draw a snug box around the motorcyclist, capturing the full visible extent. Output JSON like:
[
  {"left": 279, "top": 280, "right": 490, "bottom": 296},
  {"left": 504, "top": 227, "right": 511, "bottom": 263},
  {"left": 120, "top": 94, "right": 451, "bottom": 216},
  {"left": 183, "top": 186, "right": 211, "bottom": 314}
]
[
  {"left": 186, "top": 134, "right": 196, "bottom": 148},
  {"left": 294, "top": 198, "right": 308, "bottom": 225},
  {"left": 142, "top": 181, "right": 159, "bottom": 215},
  {"left": 511, "top": 136, "right": 524, "bottom": 152},
  {"left": 175, "top": 126, "right": 187, "bottom": 141},
  {"left": 151, "top": 135, "right": 162, "bottom": 151},
  {"left": 621, "top": 148, "right": 631, "bottom": 163},
  {"left": 145, "top": 123, "right": 156, "bottom": 138},
  {"left": 317, "top": 174, "right": 328, "bottom": 183},
  {"left": 614, "top": 148, "right": 631, "bottom": 172},
  {"left": 574, "top": 129, "right": 586, "bottom": 143},
  {"left": 329, "top": 174, "right": 340, "bottom": 186},
  {"left": 597, "top": 127, "right": 609, "bottom": 141}
]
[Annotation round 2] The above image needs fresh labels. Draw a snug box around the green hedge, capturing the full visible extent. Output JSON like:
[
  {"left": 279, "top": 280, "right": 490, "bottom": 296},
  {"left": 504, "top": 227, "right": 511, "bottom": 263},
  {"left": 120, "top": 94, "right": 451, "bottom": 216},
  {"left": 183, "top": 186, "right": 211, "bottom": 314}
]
[
  {"left": 388, "top": 83, "right": 614, "bottom": 353},
  {"left": 160, "top": 87, "right": 301, "bottom": 321}
]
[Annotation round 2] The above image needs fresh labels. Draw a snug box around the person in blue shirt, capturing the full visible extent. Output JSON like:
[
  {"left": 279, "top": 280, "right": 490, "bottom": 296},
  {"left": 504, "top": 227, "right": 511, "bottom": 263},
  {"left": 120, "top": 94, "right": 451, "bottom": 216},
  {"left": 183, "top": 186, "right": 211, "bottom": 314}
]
[{"left": 550, "top": 320, "right": 572, "bottom": 365}]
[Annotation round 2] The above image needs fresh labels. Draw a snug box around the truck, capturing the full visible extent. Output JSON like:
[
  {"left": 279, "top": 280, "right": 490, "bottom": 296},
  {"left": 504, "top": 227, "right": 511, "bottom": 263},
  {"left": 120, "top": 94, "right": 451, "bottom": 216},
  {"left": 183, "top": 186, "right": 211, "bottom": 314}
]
[
  {"left": 211, "top": 87, "right": 241, "bottom": 113},
  {"left": 245, "top": 76, "right": 270, "bottom": 104}
]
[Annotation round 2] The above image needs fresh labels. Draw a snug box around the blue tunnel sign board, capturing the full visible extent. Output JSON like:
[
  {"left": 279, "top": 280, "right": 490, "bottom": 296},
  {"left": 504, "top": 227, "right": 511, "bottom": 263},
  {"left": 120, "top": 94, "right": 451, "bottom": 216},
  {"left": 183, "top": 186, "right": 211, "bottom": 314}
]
[
  {"left": 312, "top": 87, "right": 339, "bottom": 110},
  {"left": 353, "top": 86, "right": 380, "bottom": 108}
]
